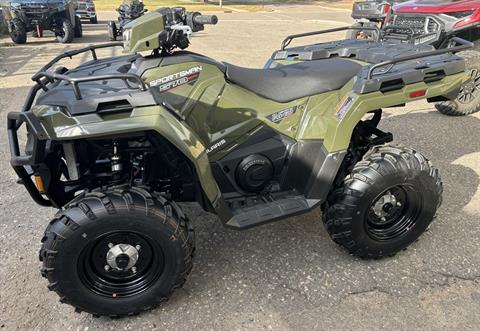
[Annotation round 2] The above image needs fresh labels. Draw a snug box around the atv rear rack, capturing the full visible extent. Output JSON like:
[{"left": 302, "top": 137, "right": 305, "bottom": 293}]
[
  {"left": 367, "top": 37, "right": 473, "bottom": 79},
  {"left": 277, "top": 26, "right": 473, "bottom": 84},
  {"left": 281, "top": 25, "right": 382, "bottom": 50}
]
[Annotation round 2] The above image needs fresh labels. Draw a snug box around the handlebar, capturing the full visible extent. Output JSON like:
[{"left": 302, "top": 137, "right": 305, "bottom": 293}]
[{"left": 193, "top": 14, "right": 218, "bottom": 25}]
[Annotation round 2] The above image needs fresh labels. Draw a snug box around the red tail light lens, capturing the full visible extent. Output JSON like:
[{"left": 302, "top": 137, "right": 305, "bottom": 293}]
[
  {"left": 383, "top": 3, "right": 391, "bottom": 14},
  {"left": 409, "top": 90, "right": 426, "bottom": 98}
]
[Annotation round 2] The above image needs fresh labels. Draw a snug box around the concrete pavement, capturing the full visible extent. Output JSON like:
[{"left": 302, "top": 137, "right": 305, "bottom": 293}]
[{"left": 0, "top": 5, "right": 479, "bottom": 330}]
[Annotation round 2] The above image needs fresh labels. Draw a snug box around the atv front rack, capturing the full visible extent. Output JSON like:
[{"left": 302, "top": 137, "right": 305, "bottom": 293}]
[
  {"left": 31, "top": 42, "right": 148, "bottom": 101},
  {"left": 32, "top": 72, "right": 148, "bottom": 100},
  {"left": 22, "top": 42, "right": 141, "bottom": 111},
  {"left": 36, "top": 42, "right": 124, "bottom": 73}
]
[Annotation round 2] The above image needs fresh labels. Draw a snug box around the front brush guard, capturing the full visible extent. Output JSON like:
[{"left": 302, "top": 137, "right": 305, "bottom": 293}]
[
  {"left": 7, "top": 43, "right": 128, "bottom": 207},
  {"left": 7, "top": 111, "right": 51, "bottom": 206}
]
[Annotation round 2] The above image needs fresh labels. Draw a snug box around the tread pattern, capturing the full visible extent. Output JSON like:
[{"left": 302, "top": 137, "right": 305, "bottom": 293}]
[
  {"left": 39, "top": 187, "right": 195, "bottom": 317},
  {"left": 323, "top": 144, "right": 442, "bottom": 259},
  {"left": 436, "top": 54, "right": 480, "bottom": 116},
  {"left": 56, "top": 18, "right": 74, "bottom": 43},
  {"left": 9, "top": 18, "right": 27, "bottom": 44}
]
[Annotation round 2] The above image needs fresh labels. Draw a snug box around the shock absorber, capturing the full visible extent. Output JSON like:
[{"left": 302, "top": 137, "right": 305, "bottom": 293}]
[{"left": 111, "top": 141, "right": 122, "bottom": 173}]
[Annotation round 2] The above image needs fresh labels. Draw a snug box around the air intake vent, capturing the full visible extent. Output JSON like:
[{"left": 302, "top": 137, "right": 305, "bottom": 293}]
[
  {"left": 96, "top": 100, "right": 133, "bottom": 114},
  {"left": 427, "top": 19, "right": 439, "bottom": 33}
]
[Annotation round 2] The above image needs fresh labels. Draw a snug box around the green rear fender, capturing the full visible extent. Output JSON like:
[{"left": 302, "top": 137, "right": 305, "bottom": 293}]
[
  {"left": 298, "top": 72, "right": 468, "bottom": 152},
  {"left": 33, "top": 104, "right": 221, "bottom": 204}
]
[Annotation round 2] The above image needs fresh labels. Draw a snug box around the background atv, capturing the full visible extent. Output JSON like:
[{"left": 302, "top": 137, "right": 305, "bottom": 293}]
[
  {"left": 347, "top": 0, "right": 409, "bottom": 39},
  {"left": 1, "top": 0, "right": 82, "bottom": 44},
  {"left": 385, "top": 0, "right": 480, "bottom": 115},
  {"left": 349, "top": 0, "right": 480, "bottom": 116},
  {"left": 108, "top": 0, "right": 146, "bottom": 41},
  {"left": 7, "top": 7, "right": 472, "bottom": 317}
]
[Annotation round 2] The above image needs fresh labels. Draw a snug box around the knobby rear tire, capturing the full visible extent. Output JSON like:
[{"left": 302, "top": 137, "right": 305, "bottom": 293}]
[{"left": 323, "top": 145, "right": 442, "bottom": 259}]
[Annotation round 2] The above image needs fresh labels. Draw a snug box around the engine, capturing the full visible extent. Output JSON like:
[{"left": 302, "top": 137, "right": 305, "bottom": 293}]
[{"left": 38, "top": 132, "right": 197, "bottom": 207}]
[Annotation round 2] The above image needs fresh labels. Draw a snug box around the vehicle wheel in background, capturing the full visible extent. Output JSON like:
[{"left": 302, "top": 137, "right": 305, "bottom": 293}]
[
  {"left": 74, "top": 16, "right": 83, "bottom": 38},
  {"left": 56, "top": 17, "right": 74, "bottom": 43},
  {"left": 9, "top": 18, "right": 27, "bottom": 44},
  {"left": 435, "top": 67, "right": 480, "bottom": 116},
  {"left": 108, "top": 21, "right": 117, "bottom": 41}
]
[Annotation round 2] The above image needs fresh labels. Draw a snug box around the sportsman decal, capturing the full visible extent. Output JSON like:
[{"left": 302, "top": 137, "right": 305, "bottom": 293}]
[
  {"left": 266, "top": 106, "right": 297, "bottom": 123},
  {"left": 149, "top": 66, "right": 202, "bottom": 92}
]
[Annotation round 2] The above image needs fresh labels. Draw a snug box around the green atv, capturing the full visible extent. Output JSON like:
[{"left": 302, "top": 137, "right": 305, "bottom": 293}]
[{"left": 7, "top": 7, "right": 472, "bottom": 317}]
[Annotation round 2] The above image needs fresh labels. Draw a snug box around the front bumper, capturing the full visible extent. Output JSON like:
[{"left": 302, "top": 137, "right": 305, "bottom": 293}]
[
  {"left": 7, "top": 111, "right": 52, "bottom": 207},
  {"left": 13, "top": 5, "right": 63, "bottom": 25},
  {"left": 76, "top": 11, "right": 96, "bottom": 19}
]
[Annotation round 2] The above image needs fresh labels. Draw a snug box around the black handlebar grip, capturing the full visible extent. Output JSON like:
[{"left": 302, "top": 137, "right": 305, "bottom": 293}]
[{"left": 193, "top": 14, "right": 218, "bottom": 25}]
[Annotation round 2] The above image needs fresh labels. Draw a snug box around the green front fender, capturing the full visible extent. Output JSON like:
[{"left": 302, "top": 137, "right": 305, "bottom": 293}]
[{"left": 33, "top": 104, "right": 221, "bottom": 203}]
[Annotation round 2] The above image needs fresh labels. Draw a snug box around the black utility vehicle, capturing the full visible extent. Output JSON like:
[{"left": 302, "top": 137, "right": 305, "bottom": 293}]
[{"left": 1, "top": 0, "right": 82, "bottom": 44}]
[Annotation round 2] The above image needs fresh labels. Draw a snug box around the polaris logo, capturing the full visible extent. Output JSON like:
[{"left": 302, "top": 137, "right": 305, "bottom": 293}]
[
  {"left": 149, "top": 66, "right": 202, "bottom": 92},
  {"left": 206, "top": 139, "right": 226, "bottom": 154}
]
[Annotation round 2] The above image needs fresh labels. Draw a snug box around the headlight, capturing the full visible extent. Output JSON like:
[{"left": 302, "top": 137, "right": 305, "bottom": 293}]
[
  {"left": 10, "top": 2, "right": 21, "bottom": 8},
  {"left": 123, "top": 28, "right": 132, "bottom": 41},
  {"left": 446, "top": 10, "right": 475, "bottom": 19}
]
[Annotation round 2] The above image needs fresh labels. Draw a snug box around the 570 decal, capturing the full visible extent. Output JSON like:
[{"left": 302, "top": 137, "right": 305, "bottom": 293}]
[{"left": 149, "top": 66, "right": 202, "bottom": 92}]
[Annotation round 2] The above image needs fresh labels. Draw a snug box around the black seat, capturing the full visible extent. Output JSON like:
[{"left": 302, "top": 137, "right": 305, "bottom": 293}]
[{"left": 225, "top": 59, "right": 362, "bottom": 103}]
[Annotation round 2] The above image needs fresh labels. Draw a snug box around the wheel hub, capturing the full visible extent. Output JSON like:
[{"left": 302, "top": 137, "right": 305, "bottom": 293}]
[
  {"left": 458, "top": 69, "right": 480, "bottom": 103},
  {"left": 106, "top": 243, "right": 139, "bottom": 271},
  {"left": 372, "top": 191, "right": 399, "bottom": 220},
  {"left": 464, "top": 81, "right": 475, "bottom": 94}
]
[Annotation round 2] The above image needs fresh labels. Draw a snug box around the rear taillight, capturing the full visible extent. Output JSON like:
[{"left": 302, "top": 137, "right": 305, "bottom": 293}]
[
  {"left": 409, "top": 90, "right": 426, "bottom": 98},
  {"left": 383, "top": 3, "right": 391, "bottom": 14}
]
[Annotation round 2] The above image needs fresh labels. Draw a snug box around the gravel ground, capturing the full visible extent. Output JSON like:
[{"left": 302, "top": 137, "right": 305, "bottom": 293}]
[{"left": 0, "top": 5, "right": 479, "bottom": 330}]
